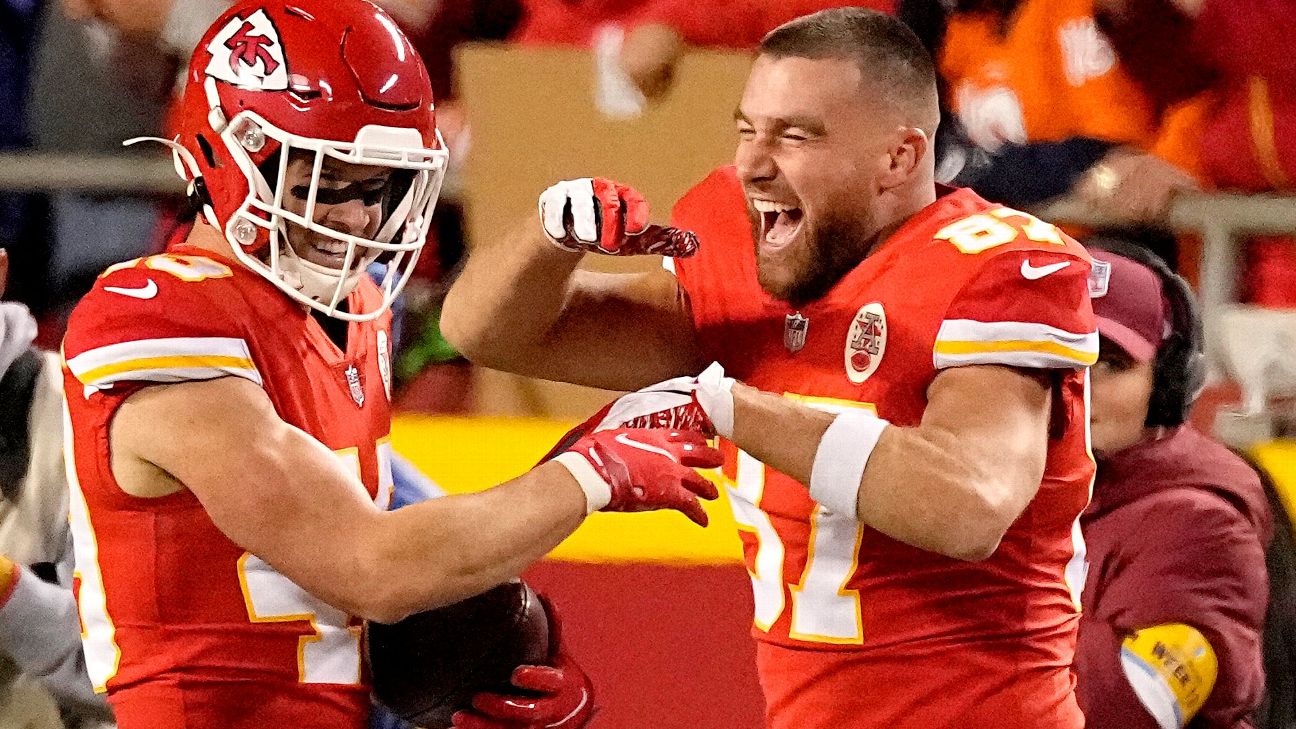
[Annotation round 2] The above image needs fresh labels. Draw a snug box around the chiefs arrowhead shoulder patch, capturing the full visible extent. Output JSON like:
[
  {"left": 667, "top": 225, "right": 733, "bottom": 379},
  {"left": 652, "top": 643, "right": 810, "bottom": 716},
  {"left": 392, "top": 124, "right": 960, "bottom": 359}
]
[{"left": 845, "top": 302, "right": 887, "bottom": 384}]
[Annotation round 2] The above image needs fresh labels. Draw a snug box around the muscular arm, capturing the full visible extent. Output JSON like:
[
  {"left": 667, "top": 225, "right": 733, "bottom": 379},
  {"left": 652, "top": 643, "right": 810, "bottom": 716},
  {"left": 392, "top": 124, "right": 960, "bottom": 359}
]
[
  {"left": 441, "top": 222, "right": 704, "bottom": 391},
  {"left": 730, "top": 365, "right": 1051, "bottom": 560},
  {"left": 111, "top": 376, "right": 587, "bottom": 623}
]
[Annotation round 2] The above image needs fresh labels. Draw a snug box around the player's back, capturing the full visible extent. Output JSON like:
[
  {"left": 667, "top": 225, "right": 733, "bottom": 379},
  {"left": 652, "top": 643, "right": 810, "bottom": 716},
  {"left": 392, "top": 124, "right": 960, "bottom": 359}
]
[
  {"left": 61, "top": 246, "right": 395, "bottom": 729},
  {"left": 672, "top": 167, "right": 1095, "bottom": 728}
]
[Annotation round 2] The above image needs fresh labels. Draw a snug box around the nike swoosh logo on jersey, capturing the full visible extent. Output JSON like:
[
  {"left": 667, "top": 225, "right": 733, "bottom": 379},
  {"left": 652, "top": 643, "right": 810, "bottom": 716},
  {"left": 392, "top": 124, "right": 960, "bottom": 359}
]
[
  {"left": 1020, "top": 260, "right": 1071, "bottom": 280},
  {"left": 103, "top": 280, "right": 159, "bottom": 299},
  {"left": 614, "top": 432, "right": 680, "bottom": 463}
]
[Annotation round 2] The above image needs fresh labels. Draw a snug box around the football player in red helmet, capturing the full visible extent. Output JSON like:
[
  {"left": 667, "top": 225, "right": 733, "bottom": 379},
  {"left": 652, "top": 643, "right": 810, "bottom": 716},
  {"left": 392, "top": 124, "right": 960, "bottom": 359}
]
[{"left": 61, "top": 2, "right": 720, "bottom": 728}]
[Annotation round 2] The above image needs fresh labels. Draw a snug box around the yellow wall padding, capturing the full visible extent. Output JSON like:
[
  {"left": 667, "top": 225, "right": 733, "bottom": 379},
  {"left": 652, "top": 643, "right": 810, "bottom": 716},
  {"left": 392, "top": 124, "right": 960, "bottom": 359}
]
[{"left": 392, "top": 415, "right": 744, "bottom": 564}]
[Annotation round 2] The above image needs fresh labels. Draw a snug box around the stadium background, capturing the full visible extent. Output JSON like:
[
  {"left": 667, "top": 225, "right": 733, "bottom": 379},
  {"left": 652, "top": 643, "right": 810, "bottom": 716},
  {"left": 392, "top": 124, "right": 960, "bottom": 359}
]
[{"left": 3, "top": 2, "right": 1296, "bottom": 726}]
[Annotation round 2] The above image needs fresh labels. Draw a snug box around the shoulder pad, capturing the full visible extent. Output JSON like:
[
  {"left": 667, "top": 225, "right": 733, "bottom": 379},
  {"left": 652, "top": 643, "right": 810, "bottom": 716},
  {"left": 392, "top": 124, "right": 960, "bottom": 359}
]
[{"left": 64, "top": 254, "right": 260, "bottom": 391}]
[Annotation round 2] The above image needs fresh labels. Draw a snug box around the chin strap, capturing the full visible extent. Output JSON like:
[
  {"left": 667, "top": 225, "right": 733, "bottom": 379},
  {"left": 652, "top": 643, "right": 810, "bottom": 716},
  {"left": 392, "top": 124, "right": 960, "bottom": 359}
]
[{"left": 124, "top": 136, "right": 219, "bottom": 228}]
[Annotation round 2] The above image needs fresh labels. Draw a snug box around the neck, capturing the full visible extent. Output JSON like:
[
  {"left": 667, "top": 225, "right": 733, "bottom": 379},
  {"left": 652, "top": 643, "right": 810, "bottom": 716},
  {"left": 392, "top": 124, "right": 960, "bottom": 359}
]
[
  {"left": 183, "top": 220, "right": 237, "bottom": 258},
  {"left": 182, "top": 221, "right": 313, "bottom": 313},
  {"left": 864, "top": 172, "right": 939, "bottom": 257}
]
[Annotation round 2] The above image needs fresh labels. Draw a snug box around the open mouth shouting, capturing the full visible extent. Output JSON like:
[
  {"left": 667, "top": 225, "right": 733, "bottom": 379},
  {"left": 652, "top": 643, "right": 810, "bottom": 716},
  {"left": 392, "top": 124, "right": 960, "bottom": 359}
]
[{"left": 752, "top": 198, "right": 805, "bottom": 255}]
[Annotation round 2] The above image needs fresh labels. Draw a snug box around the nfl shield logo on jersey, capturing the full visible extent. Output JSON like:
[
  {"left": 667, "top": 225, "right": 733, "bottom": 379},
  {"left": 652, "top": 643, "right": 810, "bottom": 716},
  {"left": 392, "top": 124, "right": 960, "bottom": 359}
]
[
  {"left": 845, "top": 303, "right": 887, "bottom": 384},
  {"left": 344, "top": 364, "right": 365, "bottom": 407},
  {"left": 784, "top": 312, "right": 809, "bottom": 353}
]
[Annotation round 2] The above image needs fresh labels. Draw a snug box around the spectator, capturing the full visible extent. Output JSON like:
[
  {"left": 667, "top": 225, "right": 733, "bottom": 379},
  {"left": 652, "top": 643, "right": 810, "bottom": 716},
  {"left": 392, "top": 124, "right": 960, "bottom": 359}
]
[
  {"left": 28, "top": 1, "right": 176, "bottom": 312},
  {"left": 931, "top": 0, "right": 1199, "bottom": 225},
  {"left": 510, "top": 0, "right": 894, "bottom": 103},
  {"left": 0, "top": 0, "right": 49, "bottom": 311},
  {"left": 1093, "top": 0, "right": 1296, "bottom": 307},
  {"left": 1076, "top": 239, "right": 1271, "bottom": 729},
  {"left": 0, "top": 249, "right": 113, "bottom": 727}
]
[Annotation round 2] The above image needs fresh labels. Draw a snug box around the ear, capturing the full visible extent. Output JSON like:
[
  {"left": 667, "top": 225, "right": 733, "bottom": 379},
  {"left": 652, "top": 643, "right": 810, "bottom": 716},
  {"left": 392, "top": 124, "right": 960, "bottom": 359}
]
[
  {"left": 877, "top": 127, "right": 929, "bottom": 190},
  {"left": 0, "top": 249, "right": 8, "bottom": 299}
]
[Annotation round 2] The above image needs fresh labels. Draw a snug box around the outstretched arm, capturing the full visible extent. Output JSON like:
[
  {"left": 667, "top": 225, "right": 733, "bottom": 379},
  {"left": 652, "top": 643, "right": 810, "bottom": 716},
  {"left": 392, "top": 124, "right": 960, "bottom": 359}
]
[{"left": 110, "top": 376, "right": 719, "bottom": 623}]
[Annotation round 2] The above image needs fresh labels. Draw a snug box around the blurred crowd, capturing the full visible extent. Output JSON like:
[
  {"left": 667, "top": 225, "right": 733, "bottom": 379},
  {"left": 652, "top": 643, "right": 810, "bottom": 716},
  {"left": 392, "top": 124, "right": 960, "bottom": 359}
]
[
  {"left": 2, "top": 0, "right": 1294, "bottom": 342},
  {"left": 0, "top": 0, "right": 1294, "bottom": 727}
]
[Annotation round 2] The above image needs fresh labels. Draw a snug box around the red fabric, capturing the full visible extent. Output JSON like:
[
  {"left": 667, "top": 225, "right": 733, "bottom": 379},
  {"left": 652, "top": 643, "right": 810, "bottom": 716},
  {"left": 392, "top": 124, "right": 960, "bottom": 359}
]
[
  {"left": 1077, "top": 426, "right": 1271, "bottom": 728},
  {"left": 757, "top": 639, "right": 1084, "bottom": 729},
  {"left": 512, "top": 0, "right": 892, "bottom": 48},
  {"left": 62, "top": 247, "right": 395, "bottom": 728},
  {"left": 671, "top": 166, "right": 1094, "bottom": 728},
  {"left": 1098, "top": 0, "right": 1296, "bottom": 191},
  {"left": 1243, "top": 236, "right": 1296, "bottom": 308},
  {"left": 1194, "top": 0, "right": 1296, "bottom": 191},
  {"left": 521, "top": 562, "right": 765, "bottom": 729}
]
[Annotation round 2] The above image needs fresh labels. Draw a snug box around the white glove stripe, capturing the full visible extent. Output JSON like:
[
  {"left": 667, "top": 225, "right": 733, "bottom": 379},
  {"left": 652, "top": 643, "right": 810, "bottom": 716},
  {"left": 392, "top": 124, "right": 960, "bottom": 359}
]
[
  {"left": 545, "top": 689, "right": 591, "bottom": 729},
  {"left": 613, "top": 432, "right": 680, "bottom": 463},
  {"left": 567, "top": 178, "right": 599, "bottom": 243},
  {"left": 539, "top": 185, "right": 569, "bottom": 242}
]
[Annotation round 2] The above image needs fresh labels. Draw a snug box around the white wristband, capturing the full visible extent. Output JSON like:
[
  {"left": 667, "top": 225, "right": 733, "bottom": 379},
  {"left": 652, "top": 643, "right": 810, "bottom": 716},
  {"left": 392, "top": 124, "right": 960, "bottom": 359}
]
[
  {"left": 695, "top": 362, "right": 736, "bottom": 439},
  {"left": 552, "top": 452, "right": 611, "bottom": 514},
  {"left": 809, "top": 411, "right": 890, "bottom": 516}
]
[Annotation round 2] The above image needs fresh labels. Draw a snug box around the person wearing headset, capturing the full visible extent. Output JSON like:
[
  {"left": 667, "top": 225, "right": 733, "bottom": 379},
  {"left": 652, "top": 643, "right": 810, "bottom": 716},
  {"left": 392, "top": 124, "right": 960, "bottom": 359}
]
[{"left": 1076, "top": 240, "right": 1272, "bottom": 729}]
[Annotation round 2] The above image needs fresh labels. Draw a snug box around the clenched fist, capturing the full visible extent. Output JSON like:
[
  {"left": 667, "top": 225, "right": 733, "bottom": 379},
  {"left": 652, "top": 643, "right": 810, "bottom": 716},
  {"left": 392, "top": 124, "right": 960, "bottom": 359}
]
[{"left": 538, "top": 178, "right": 699, "bottom": 257}]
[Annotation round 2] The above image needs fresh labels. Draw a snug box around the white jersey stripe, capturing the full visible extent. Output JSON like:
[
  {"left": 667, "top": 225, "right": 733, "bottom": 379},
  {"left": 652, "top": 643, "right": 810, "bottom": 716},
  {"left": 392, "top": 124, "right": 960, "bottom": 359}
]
[
  {"left": 934, "top": 319, "right": 1098, "bottom": 369},
  {"left": 66, "top": 337, "right": 262, "bottom": 388}
]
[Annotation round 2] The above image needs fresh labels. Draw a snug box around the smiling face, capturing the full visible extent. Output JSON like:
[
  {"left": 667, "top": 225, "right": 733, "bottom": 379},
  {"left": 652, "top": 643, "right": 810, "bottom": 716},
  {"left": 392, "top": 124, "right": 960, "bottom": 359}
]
[
  {"left": 735, "top": 54, "right": 929, "bottom": 305},
  {"left": 279, "top": 154, "right": 393, "bottom": 270}
]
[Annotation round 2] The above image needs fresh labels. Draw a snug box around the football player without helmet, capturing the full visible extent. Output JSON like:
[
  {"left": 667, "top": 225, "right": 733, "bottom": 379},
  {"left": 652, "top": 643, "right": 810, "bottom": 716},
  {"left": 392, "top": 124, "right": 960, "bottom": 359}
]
[{"left": 60, "top": 2, "right": 721, "bottom": 729}]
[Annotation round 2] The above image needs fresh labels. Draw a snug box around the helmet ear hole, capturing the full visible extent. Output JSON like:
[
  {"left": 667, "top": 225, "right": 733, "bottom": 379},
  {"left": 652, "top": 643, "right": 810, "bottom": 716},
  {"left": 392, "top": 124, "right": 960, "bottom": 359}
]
[{"left": 196, "top": 134, "right": 221, "bottom": 168}]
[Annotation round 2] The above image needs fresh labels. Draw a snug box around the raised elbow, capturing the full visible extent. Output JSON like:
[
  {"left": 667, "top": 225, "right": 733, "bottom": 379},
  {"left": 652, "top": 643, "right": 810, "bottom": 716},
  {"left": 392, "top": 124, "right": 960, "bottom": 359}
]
[
  {"left": 946, "top": 533, "right": 1003, "bottom": 562},
  {"left": 347, "top": 571, "right": 445, "bottom": 625},
  {"left": 943, "top": 482, "right": 1022, "bottom": 562},
  {"left": 353, "top": 599, "right": 411, "bottom": 626}
]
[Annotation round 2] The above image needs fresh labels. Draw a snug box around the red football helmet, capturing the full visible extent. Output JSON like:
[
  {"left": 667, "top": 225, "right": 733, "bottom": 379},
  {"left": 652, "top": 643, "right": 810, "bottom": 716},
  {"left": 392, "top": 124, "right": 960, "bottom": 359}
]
[{"left": 146, "top": 0, "right": 447, "bottom": 320}]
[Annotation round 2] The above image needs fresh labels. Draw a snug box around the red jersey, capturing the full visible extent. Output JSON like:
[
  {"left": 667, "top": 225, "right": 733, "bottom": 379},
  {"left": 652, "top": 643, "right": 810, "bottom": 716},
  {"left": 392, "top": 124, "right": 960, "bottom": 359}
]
[
  {"left": 672, "top": 168, "right": 1097, "bottom": 729},
  {"left": 61, "top": 245, "right": 395, "bottom": 729}
]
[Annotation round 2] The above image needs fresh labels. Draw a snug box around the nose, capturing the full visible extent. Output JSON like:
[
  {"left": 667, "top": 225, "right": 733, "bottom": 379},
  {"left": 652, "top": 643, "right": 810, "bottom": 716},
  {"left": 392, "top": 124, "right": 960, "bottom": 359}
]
[
  {"left": 321, "top": 199, "right": 374, "bottom": 237},
  {"left": 734, "top": 136, "right": 777, "bottom": 188}
]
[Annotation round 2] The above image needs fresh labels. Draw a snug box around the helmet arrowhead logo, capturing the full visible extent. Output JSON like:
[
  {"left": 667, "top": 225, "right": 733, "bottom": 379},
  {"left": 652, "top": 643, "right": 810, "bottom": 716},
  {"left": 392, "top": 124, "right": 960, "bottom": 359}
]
[
  {"left": 205, "top": 9, "right": 288, "bottom": 91},
  {"left": 225, "top": 21, "right": 281, "bottom": 75}
]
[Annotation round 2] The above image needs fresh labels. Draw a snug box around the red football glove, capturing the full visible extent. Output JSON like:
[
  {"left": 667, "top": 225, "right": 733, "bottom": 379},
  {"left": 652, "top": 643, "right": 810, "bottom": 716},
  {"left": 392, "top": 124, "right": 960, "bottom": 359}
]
[
  {"left": 538, "top": 177, "right": 699, "bottom": 257},
  {"left": 551, "top": 428, "right": 721, "bottom": 526},
  {"left": 451, "top": 599, "right": 594, "bottom": 729},
  {"left": 537, "top": 364, "right": 737, "bottom": 466}
]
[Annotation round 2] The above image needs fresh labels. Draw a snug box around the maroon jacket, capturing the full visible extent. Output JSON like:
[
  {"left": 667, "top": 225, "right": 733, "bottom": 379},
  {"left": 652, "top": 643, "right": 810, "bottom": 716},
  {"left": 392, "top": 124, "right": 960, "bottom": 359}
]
[{"left": 1077, "top": 425, "right": 1272, "bottom": 729}]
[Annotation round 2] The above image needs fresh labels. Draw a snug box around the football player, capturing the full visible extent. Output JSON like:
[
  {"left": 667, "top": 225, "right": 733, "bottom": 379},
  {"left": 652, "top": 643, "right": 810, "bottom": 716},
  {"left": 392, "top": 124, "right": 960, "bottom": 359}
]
[
  {"left": 443, "top": 8, "right": 1097, "bottom": 728},
  {"left": 60, "top": 2, "right": 721, "bottom": 728}
]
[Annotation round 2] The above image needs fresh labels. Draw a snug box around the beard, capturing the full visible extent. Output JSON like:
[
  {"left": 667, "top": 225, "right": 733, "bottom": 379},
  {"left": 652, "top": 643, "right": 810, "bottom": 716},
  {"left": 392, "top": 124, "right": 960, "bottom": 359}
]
[{"left": 755, "top": 205, "right": 879, "bottom": 307}]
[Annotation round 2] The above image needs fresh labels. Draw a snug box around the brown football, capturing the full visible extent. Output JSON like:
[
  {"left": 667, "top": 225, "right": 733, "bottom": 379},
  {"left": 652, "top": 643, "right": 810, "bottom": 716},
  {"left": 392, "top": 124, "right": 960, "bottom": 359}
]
[{"left": 368, "top": 579, "right": 551, "bottom": 729}]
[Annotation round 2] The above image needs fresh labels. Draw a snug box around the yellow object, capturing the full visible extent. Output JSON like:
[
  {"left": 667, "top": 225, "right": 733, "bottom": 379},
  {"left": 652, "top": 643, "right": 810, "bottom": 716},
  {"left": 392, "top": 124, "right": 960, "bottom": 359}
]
[
  {"left": 391, "top": 415, "right": 744, "bottom": 564},
  {"left": 0, "top": 554, "right": 14, "bottom": 595},
  {"left": 1121, "top": 623, "right": 1218, "bottom": 726},
  {"left": 1248, "top": 439, "right": 1296, "bottom": 538}
]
